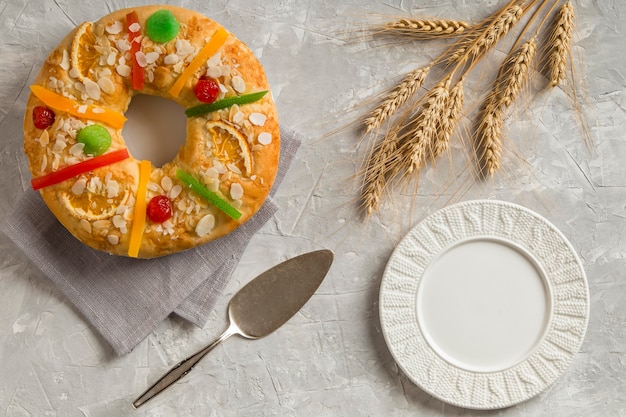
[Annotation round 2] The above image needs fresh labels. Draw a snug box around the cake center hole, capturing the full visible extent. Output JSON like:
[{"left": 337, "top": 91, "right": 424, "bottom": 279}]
[{"left": 122, "top": 94, "right": 187, "bottom": 168}]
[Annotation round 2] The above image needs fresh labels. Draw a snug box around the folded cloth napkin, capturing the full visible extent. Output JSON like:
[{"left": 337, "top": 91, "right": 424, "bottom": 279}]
[{"left": 1, "top": 127, "right": 301, "bottom": 355}]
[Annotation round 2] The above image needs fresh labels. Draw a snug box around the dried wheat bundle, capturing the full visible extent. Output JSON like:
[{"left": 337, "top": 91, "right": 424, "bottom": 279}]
[{"left": 358, "top": 0, "right": 581, "bottom": 215}]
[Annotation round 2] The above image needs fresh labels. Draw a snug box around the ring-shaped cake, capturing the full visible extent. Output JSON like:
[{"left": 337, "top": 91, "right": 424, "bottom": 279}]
[{"left": 23, "top": 5, "right": 280, "bottom": 258}]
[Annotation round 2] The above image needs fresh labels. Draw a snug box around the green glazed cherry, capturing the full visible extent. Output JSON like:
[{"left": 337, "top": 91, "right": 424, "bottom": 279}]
[
  {"left": 76, "top": 124, "right": 112, "bottom": 156},
  {"left": 145, "top": 10, "right": 180, "bottom": 43}
]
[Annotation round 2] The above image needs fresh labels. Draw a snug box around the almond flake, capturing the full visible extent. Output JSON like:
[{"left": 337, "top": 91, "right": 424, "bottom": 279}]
[
  {"left": 72, "top": 178, "right": 87, "bottom": 195},
  {"left": 249, "top": 113, "right": 267, "bottom": 127},
  {"left": 204, "top": 167, "right": 219, "bottom": 179},
  {"left": 231, "top": 76, "right": 246, "bottom": 93},
  {"left": 230, "top": 183, "right": 244, "bottom": 200},
  {"left": 106, "top": 52, "right": 117, "bottom": 66},
  {"left": 60, "top": 49, "right": 70, "bottom": 70},
  {"left": 106, "top": 20, "right": 123, "bottom": 34},
  {"left": 220, "top": 65, "right": 231, "bottom": 77},
  {"left": 206, "top": 66, "right": 221, "bottom": 78},
  {"left": 80, "top": 219, "right": 92, "bottom": 234},
  {"left": 145, "top": 51, "right": 160, "bottom": 64},
  {"left": 92, "top": 107, "right": 105, "bottom": 114},
  {"left": 98, "top": 77, "right": 115, "bottom": 94},
  {"left": 232, "top": 111, "right": 245, "bottom": 125},
  {"left": 116, "top": 64, "right": 131, "bottom": 77},
  {"left": 69, "top": 67, "right": 80, "bottom": 79},
  {"left": 164, "top": 54, "right": 179, "bottom": 65},
  {"left": 83, "top": 79, "right": 101, "bottom": 100},
  {"left": 195, "top": 214, "right": 215, "bottom": 237},
  {"left": 161, "top": 176, "right": 173, "bottom": 192},
  {"left": 116, "top": 39, "right": 131, "bottom": 53},
  {"left": 129, "top": 22, "right": 141, "bottom": 33},
  {"left": 106, "top": 180, "right": 120, "bottom": 198},
  {"left": 40, "top": 155, "right": 47, "bottom": 172},
  {"left": 168, "top": 184, "right": 182, "bottom": 199},
  {"left": 258, "top": 132, "right": 272, "bottom": 145},
  {"left": 53, "top": 138, "right": 67, "bottom": 152},
  {"left": 107, "top": 235, "right": 120, "bottom": 245},
  {"left": 69, "top": 142, "right": 85, "bottom": 156},
  {"left": 135, "top": 51, "right": 148, "bottom": 68},
  {"left": 112, "top": 215, "right": 126, "bottom": 229},
  {"left": 39, "top": 130, "right": 50, "bottom": 146},
  {"left": 207, "top": 52, "right": 221, "bottom": 67}
]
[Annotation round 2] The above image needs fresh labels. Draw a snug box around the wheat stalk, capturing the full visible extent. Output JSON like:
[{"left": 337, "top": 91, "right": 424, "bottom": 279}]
[
  {"left": 434, "top": 77, "right": 465, "bottom": 157},
  {"left": 364, "top": 66, "right": 431, "bottom": 133},
  {"left": 381, "top": 19, "right": 470, "bottom": 38},
  {"left": 546, "top": 0, "right": 574, "bottom": 87}
]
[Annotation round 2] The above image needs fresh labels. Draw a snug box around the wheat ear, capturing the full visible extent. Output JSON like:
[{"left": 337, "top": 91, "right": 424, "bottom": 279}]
[
  {"left": 499, "top": 37, "right": 538, "bottom": 107},
  {"left": 448, "top": 4, "right": 524, "bottom": 65},
  {"left": 475, "top": 93, "right": 504, "bottom": 177},
  {"left": 433, "top": 77, "right": 465, "bottom": 158},
  {"left": 361, "top": 126, "right": 401, "bottom": 215},
  {"left": 395, "top": 81, "right": 451, "bottom": 179},
  {"left": 381, "top": 19, "right": 470, "bottom": 38},
  {"left": 364, "top": 66, "right": 431, "bottom": 133},
  {"left": 476, "top": 37, "right": 537, "bottom": 177},
  {"left": 546, "top": 0, "right": 574, "bottom": 87}
]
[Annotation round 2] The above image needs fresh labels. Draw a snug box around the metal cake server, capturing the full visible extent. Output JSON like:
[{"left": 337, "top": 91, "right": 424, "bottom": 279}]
[{"left": 133, "top": 249, "right": 334, "bottom": 408}]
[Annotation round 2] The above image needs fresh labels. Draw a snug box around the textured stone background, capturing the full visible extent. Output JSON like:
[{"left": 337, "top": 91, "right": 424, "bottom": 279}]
[{"left": 1, "top": 0, "right": 624, "bottom": 415}]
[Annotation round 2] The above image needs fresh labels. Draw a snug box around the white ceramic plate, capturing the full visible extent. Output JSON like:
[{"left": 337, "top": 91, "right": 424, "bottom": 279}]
[{"left": 379, "top": 200, "right": 589, "bottom": 410}]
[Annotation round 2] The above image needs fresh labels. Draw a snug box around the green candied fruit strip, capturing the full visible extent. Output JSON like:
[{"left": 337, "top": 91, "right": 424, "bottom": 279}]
[
  {"left": 175, "top": 169, "right": 242, "bottom": 220},
  {"left": 145, "top": 10, "right": 180, "bottom": 43},
  {"left": 76, "top": 124, "right": 112, "bottom": 156},
  {"left": 185, "top": 91, "right": 268, "bottom": 118}
]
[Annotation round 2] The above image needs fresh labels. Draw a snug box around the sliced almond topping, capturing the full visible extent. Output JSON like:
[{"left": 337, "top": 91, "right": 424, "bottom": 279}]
[
  {"left": 164, "top": 54, "right": 179, "bottom": 65},
  {"left": 230, "top": 183, "right": 244, "bottom": 200},
  {"left": 195, "top": 214, "right": 215, "bottom": 237},
  {"left": 106, "top": 20, "right": 123, "bottom": 35},
  {"left": 258, "top": 132, "right": 272, "bottom": 145},
  {"left": 249, "top": 113, "right": 267, "bottom": 127},
  {"left": 39, "top": 130, "right": 50, "bottom": 146},
  {"left": 60, "top": 49, "right": 70, "bottom": 71},
  {"left": 71, "top": 177, "right": 87, "bottom": 195}
]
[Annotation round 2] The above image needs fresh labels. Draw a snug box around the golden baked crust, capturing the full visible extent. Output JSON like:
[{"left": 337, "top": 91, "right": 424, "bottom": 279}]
[{"left": 23, "top": 5, "right": 280, "bottom": 258}]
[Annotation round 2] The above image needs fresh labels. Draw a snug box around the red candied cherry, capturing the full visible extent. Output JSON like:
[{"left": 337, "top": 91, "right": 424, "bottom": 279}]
[
  {"left": 194, "top": 76, "right": 219, "bottom": 103},
  {"left": 33, "top": 106, "right": 56, "bottom": 129},
  {"left": 146, "top": 195, "right": 173, "bottom": 223}
]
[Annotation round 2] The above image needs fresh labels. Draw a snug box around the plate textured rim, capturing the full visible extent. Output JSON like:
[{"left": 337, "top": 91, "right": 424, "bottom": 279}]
[{"left": 379, "top": 200, "right": 589, "bottom": 410}]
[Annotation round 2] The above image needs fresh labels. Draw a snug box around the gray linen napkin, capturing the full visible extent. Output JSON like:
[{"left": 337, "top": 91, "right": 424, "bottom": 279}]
[{"left": 1, "top": 127, "right": 300, "bottom": 356}]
